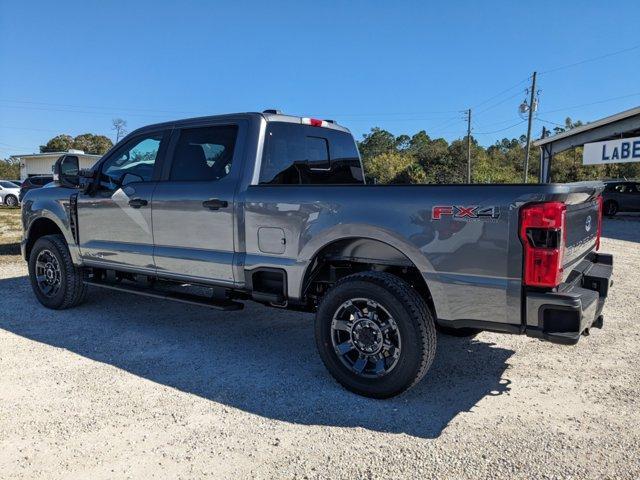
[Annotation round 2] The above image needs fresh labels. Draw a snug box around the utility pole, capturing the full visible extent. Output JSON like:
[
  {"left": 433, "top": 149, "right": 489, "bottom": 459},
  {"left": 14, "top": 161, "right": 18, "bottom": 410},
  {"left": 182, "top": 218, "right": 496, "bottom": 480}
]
[
  {"left": 539, "top": 125, "right": 548, "bottom": 183},
  {"left": 466, "top": 108, "right": 472, "bottom": 183},
  {"left": 523, "top": 71, "right": 537, "bottom": 183}
]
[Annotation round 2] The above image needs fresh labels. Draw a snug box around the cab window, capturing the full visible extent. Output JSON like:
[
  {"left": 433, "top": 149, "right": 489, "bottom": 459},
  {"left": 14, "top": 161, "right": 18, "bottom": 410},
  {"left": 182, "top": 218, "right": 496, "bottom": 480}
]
[
  {"left": 100, "top": 133, "right": 164, "bottom": 189},
  {"left": 169, "top": 125, "right": 238, "bottom": 181}
]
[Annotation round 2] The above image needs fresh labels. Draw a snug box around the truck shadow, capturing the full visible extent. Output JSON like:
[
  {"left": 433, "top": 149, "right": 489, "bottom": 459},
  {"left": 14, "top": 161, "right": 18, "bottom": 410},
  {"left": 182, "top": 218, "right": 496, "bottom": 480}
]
[{"left": 0, "top": 274, "right": 513, "bottom": 439}]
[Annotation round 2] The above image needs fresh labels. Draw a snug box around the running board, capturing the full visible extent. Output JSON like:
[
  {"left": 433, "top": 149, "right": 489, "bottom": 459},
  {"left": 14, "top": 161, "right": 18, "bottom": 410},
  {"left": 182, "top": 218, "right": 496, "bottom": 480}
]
[{"left": 84, "top": 280, "right": 244, "bottom": 311}]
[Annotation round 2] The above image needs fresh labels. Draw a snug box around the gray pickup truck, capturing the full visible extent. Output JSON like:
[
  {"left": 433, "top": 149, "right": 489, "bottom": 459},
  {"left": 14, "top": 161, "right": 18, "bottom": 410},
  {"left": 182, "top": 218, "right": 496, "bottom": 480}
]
[{"left": 21, "top": 111, "right": 613, "bottom": 398}]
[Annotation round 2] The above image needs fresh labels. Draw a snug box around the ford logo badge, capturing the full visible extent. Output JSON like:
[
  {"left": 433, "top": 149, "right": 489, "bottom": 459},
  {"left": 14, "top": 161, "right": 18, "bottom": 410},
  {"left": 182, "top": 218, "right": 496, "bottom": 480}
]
[{"left": 585, "top": 215, "right": 592, "bottom": 232}]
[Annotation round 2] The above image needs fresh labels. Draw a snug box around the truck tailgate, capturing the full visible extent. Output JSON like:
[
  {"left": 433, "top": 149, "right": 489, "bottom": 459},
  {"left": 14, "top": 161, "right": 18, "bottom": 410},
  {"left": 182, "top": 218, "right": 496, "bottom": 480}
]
[{"left": 563, "top": 197, "right": 600, "bottom": 268}]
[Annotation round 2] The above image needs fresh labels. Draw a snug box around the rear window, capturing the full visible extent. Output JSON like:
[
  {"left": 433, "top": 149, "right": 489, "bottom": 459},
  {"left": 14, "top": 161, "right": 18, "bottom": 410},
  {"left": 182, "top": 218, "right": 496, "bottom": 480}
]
[
  {"left": 0, "top": 181, "right": 17, "bottom": 188},
  {"left": 30, "top": 177, "right": 52, "bottom": 186},
  {"left": 259, "top": 122, "right": 363, "bottom": 185}
]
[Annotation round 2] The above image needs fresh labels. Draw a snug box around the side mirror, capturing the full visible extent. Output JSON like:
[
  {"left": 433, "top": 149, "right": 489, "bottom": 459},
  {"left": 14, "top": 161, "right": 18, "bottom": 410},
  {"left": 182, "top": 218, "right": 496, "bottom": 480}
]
[
  {"left": 78, "top": 168, "right": 96, "bottom": 193},
  {"left": 53, "top": 155, "right": 80, "bottom": 188}
]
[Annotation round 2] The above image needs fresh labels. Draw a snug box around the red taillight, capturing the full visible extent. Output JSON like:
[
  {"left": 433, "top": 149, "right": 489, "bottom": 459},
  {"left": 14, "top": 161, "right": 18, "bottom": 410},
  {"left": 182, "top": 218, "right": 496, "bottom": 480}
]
[
  {"left": 519, "top": 202, "right": 566, "bottom": 288},
  {"left": 596, "top": 195, "right": 603, "bottom": 251}
]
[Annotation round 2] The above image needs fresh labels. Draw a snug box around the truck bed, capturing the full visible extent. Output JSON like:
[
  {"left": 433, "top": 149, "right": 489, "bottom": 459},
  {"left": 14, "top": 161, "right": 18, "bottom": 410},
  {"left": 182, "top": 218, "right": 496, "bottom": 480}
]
[{"left": 242, "top": 182, "right": 604, "bottom": 327}]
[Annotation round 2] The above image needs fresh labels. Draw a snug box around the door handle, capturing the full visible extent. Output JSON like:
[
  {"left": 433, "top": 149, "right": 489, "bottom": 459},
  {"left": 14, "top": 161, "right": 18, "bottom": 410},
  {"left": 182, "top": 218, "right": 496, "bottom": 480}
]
[
  {"left": 128, "top": 198, "right": 148, "bottom": 208},
  {"left": 202, "top": 198, "right": 228, "bottom": 210}
]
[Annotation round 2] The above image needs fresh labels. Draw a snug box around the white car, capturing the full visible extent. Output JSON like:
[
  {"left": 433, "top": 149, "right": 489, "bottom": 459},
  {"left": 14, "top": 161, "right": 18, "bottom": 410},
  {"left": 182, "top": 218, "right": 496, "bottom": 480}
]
[{"left": 0, "top": 180, "right": 21, "bottom": 207}]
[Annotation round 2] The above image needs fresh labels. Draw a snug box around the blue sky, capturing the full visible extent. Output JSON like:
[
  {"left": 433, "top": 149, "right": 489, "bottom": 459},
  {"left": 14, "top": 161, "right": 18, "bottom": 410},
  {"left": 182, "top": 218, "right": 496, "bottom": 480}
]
[{"left": 1, "top": 0, "right": 639, "bottom": 156}]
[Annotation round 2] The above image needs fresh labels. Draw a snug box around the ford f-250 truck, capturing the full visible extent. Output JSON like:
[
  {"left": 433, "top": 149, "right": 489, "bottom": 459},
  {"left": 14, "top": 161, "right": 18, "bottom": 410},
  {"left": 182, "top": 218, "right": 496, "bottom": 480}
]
[{"left": 21, "top": 110, "right": 613, "bottom": 398}]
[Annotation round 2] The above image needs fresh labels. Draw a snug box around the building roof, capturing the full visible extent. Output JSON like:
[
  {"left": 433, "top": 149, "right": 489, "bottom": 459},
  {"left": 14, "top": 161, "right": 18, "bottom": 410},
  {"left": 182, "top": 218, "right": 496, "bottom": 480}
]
[
  {"left": 534, "top": 105, "right": 640, "bottom": 147},
  {"left": 10, "top": 151, "right": 102, "bottom": 159}
]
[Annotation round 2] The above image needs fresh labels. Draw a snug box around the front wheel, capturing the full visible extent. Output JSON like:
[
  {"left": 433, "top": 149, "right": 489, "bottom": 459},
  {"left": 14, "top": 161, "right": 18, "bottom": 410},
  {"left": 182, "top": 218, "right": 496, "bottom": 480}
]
[
  {"left": 28, "top": 234, "right": 87, "bottom": 309},
  {"left": 315, "top": 271, "right": 436, "bottom": 398},
  {"left": 4, "top": 194, "right": 18, "bottom": 207}
]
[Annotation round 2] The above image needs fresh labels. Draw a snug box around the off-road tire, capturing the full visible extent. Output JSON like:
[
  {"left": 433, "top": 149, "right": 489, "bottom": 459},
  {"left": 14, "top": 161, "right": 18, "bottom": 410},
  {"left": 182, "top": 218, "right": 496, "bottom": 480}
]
[
  {"left": 315, "top": 271, "right": 436, "bottom": 398},
  {"left": 28, "top": 234, "right": 87, "bottom": 309}
]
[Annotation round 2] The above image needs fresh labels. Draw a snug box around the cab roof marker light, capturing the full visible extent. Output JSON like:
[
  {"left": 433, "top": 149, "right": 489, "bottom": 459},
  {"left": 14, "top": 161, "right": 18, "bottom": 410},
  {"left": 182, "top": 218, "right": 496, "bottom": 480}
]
[{"left": 302, "top": 117, "right": 327, "bottom": 127}]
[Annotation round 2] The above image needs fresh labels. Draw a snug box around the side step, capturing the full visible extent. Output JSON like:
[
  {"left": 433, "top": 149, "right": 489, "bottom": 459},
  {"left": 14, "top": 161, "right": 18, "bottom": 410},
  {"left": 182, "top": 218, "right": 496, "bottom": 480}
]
[{"left": 84, "top": 280, "right": 244, "bottom": 311}]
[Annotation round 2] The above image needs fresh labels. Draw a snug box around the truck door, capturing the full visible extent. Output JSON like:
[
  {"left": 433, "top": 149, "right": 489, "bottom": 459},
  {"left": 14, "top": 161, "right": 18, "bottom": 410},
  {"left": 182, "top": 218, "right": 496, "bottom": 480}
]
[
  {"left": 76, "top": 130, "right": 170, "bottom": 271},
  {"left": 151, "top": 122, "right": 243, "bottom": 284},
  {"left": 618, "top": 183, "right": 636, "bottom": 211}
]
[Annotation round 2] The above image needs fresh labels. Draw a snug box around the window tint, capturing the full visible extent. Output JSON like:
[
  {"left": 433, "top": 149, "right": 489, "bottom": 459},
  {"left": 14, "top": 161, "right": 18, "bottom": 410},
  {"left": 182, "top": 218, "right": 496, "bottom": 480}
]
[
  {"left": 259, "top": 122, "right": 363, "bottom": 185},
  {"left": 306, "top": 136, "right": 330, "bottom": 169},
  {"left": 0, "top": 181, "right": 17, "bottom": 188},
  {"left": 100, "top": 133, "right": 163, "bottom": 189},
  {"left": 31, "top": 177, "right": 52, "bottom": 186},
  {"left": 615, "top": 183, "right": 636, "bottom": 193},
  {"left": 170, "top": 125, "right": 238, "bottom": 181}
]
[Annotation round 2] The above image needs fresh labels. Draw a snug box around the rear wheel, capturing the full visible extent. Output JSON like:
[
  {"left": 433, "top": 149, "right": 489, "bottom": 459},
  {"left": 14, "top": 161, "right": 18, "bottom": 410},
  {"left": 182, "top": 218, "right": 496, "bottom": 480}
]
[
  {"left": 4, "top": 194, "right": 18, "bottom": 207},
  {"left": 28, "top": 234, "right": 87, "bottom": 309},
  {"left": 315, "top": 271, "right": 436, "bottom": 398},
  {"left": 604, "top": 200, "right": 618, "bottom": 217}
]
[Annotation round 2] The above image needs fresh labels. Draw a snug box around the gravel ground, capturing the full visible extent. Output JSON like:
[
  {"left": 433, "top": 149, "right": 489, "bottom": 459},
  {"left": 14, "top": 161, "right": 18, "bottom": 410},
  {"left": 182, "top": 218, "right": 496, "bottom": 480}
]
[{"left": 0, "top": 216, "right": 639, "bottom": 479}]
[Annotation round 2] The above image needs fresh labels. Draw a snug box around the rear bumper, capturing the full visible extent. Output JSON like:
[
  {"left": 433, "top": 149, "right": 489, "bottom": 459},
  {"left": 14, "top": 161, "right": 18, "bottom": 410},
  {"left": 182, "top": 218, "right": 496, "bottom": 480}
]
[{"left": 525, "top": 253, "right": 613, "bottom": 345}]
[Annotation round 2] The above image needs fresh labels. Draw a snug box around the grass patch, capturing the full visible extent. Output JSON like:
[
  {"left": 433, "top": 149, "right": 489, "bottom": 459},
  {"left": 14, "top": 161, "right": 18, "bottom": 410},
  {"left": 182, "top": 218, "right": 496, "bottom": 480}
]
[{"left": 0, "top": 206, "right": 23, "bottom": 263}]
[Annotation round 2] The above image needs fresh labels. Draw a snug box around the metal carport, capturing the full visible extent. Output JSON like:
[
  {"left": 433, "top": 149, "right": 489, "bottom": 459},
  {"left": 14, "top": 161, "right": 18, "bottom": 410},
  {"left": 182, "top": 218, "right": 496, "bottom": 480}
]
[{"left": 534, "top": 106, "right": 640, "bottom": 183}]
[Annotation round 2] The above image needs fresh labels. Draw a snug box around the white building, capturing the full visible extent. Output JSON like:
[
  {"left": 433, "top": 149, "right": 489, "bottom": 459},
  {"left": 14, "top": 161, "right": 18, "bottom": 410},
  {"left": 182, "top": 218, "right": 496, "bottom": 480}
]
[{"left": 10, "top": 150, "right": 102, "bottom": 181}]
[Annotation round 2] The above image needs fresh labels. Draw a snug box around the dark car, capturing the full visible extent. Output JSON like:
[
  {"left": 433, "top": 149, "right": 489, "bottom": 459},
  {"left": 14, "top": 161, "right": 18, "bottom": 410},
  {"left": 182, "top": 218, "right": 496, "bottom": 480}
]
[
  {"left": 602, "top": 180, "right": 640, "bottom": 216},
  {"left": 19, "top": 175, "right": 54, "bottom": 202}
]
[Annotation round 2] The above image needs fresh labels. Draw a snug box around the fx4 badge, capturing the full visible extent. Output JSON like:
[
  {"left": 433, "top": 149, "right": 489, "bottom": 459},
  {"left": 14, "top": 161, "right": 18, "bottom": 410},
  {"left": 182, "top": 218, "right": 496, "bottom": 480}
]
[{"left": 432, "top": 205, "right": 500, "bottom": 220}]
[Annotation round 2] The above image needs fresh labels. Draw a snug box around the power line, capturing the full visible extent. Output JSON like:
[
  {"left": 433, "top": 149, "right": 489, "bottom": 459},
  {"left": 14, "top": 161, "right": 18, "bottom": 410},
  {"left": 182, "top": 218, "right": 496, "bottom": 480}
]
[
  {"left": 537, "top": 118, "right": 566, "bottom": 128},
  {"left": 319, "top": 110, "right": 461, "bottom": 118},
  {"left": 474, "top": 116, "right": 526, "bottom": 129},
  {"left": 475, "top": 90, "right": 525, "bottom": 116},
  {"left": 473, "top": 120, "right": 527, "bottom": 135},
  {"left": 0, "top": 99, "right": 198, "bottom": 115},
  {"left": 0, "top": 99, "right": 465, "bottom": 121},
  {"left": 424, "top": 113, "right": 467, "bottom": 134},
  {"left": 0, "top": 124, "right": 69, "bottom": 133},
  {"left": 471, "top": 77, "right": 530, "bottom": 109},
  {"left": 0, "top": 103, "right": 173, "bottom": 119},
  {"left": 540, "top": 43, "right": 640, "bottom": 75},
  {"left": 0, "top": 140, "right": 34, "bottom": 150},
  {"left": 537, "top": 92, "right": 640, "bottom": 115}
]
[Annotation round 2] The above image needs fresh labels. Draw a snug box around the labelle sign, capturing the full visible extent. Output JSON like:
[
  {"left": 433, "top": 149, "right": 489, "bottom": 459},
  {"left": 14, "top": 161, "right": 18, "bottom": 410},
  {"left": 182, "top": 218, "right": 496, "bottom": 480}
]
[{"left": 583, "top": 136, "right": 640, "bottom": 165}]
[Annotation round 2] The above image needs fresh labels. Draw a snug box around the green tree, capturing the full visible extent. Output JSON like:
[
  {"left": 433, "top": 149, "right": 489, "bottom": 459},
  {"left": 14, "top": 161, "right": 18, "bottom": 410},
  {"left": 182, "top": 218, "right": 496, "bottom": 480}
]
[
  {"left": 358, "top": 128, "right": 398, "bottom": 160},
  {"left": 355, "top": 117, "right": 615, "bottom": 185},
  {"left": 363, "top": 152, "right": 415, "bottom": 184},
  {"left": 40, "top": 134, "right": 74, "bottom": 153},
  {"left": 0, "top": 158, "right": 20, "bottom": 179},
  {"left": 72, "top": 133, "right": 113, "bottom": 155},
  {"left": 394, "top": 162, "right": 428, "bottom": 184},
  {"left": 39, "top": 133, "right": 113, "bottom": 155}
]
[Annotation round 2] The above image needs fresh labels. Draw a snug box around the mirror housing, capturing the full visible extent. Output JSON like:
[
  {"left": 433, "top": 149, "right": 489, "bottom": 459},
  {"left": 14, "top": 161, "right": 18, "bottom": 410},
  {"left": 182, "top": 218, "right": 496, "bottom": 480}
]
[
  {"left": 53, "top": 155, "right": 80, "bottom": 188},
  {"left": 78, "top": 168, "right": 96, "bottom": 193}
]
